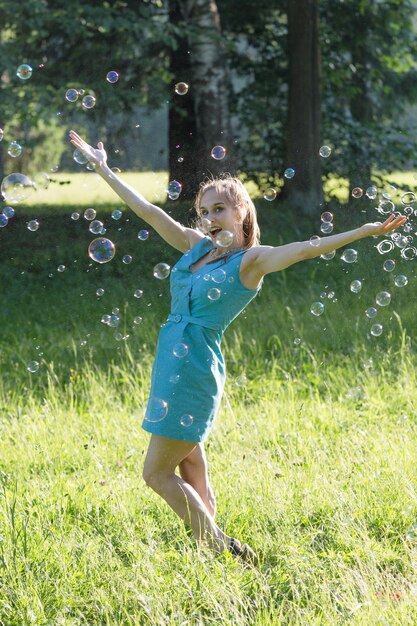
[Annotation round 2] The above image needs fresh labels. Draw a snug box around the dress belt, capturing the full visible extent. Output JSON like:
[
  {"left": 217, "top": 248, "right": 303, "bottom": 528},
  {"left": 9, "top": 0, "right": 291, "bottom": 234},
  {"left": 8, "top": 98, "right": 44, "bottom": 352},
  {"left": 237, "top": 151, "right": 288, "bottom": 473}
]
[{"left": 167, "top": 313, "right": 220, "bottom": 332}]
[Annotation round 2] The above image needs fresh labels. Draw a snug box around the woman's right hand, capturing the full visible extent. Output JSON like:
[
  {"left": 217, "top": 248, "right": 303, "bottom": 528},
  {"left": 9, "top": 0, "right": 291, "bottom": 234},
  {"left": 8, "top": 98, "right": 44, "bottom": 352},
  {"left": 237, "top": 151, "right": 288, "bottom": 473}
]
[{"left": 69, "top": 130, "right": 107, "bottom": 167}]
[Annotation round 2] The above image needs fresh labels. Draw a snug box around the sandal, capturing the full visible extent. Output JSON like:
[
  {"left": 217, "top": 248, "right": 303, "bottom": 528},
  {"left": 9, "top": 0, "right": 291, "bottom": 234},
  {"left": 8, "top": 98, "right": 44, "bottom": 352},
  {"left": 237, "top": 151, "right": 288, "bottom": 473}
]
[{"left": 228, "top": 537, "right": 259, "bottom": 566}]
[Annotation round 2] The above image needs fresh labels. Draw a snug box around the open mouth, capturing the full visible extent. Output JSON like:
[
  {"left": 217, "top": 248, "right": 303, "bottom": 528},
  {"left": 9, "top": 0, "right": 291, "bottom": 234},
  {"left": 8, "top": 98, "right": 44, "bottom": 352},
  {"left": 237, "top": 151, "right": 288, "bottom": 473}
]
[{"left": 210, "top": 227, "right": 222, "bottom": 238}]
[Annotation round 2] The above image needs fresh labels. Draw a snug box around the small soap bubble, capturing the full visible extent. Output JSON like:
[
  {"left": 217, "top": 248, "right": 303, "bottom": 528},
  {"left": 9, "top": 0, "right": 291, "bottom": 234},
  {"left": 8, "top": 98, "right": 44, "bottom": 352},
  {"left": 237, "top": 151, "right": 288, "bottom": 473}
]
[
  {"left": 0, "top": 128, "right": 3, "bottom": 141},
  {"left": 264, "top": 188, "right": 277, "bottom": 201},
  {"left": 341, "top": 249, "right": 358, "bottom": 263},
  {"left": 309, "top": 235, "right": 321, "bottom": 247},
  {"left": 73, "top": 149, "right": 88, "bottom": 165},
  {"left": 168, "top": 180, "right": 182, "bottom": 196},
  {"left": 180, "top": 414, "right": 194, "bottom": 427},
  {"left": 169, "top": 374, "right": 180, "bottom": 384},
  {"left": 7, "top": 141, "right": 23, "bottom": 158},
  {"left": 366, "top": 185, "right": 378, "bottom": 199},
  {"left": 370, "top": 323, "right": 383, "bottom": 337},
  {"left": 394, "top": 235, "right": 408, "bottom": 249},
  {"left": 375, "top": 291, "right": 391, "bottom": 306},
  {"left": 320, "top": 222, "right": 333, "bottom": 234},
  {"left": 310, "top": 301, "right": 324, "bottom": 316},
  {"left": 376, "top": 240, "right": 394, "bottom": 254},
  {"left": 406, "top": 525, "right": 417, "bottom": 542},
  {"left": 284, "top": 168, "right": 295, "bottom": 179},
  {"left": 0, "top": 215, "right": 8, "bottom": 228},
  {"left": 27, "top": 220, "right": 39, "bottom": 232},
  {"left": 89, "top": 220, "right": 103, "bottom": 234},
  {"left": 321, "top": 211, "right": 333, "bottom": 223},
  {"left": 101, "top": 314, "right": 111, "bottom": 325},
  {"left": 112, "top": 307, "right": 120, "bottom": 315},
  {"left": 134, "top": 289, "right": 143, "bottom": 298},
  {"left": 173, "top": 343, "right": 189, "bottom": 358},
  {"left": 320, "top": 250, "right": 336, "bottom": 260},
  {"left": 175, "top": 82, "right": 189, "bottom": 95},
  {"left": 401, "top": 192, "right": 416, "bottom": 205},
  {"left": 208, "top": 288, "right": 221, "bottom": 301},
  {"left": 319, "top": 145, "right": 331, "bottom": 158},
  {"left": 211, "top": 145, "right": 226, "bottom": 160},
  {"left": 327, "top": 291, "right": 335, "bottom": 299},
  {"left": 394, "top": 274, "right": 408, "bottom": 287},
  {"left": 71, "top": 212, "right": 80, "bottom": 220},
  {"left": 366, "top": 307, "right": 378, "bottom": 319},
  {"left": 138, "top": 229, "right": 149, "bottom": 240},
  {"left": 145, "top": 397, "right": 168, "bottom": 423},
  {"left": 133, "top": 316, "right": 143, "bottom": 325},
  {"left": 378, "top": 200, "right": 395, "bottom": 215},
  {"left": 153, "top": 263, "right": 171, "bottom": 279},
  {"left": 33, "top": 172, "right": 50, "bottom": 190},
  {"left": 122, "top": 255, "right": 132, "bottom": 264},
  {"left": 96, "top": 288, "right": 104, "bottom": 296},
  {"left": 401, "top": 246, "right": 417, "bottom": 260},
  {"left": 293, "top": 338, "right": 301, "bottom": 345},
  {"left": 88, "top": 237, "right": 116, "bottom": 263},
  {"left": 57, "top": 265, "right": 66, "bottom": 273},
  {"left": 350, "top": 280, "right": 362, "bottom": 293},
  {"left": 82, "top": 95, "right": 96, "bottom": 109},
  {"left": 109, "top": 314, "right": 120, "bottom": 327},
  {"left": 65, "top": 88, "right": 79, "bottom": 102},
  {"left": 27, "top": 360, "right": 39, "bottom": 373},
  {"left": 111, "top": 209, "right": 122, "bottom": 220},
  {"left": 84, "top": 208, "right": 96, "bottom": 220},
  {"left": 383, "top": 259, "right": 395, "bottom": 271},
  {"left": 16, "top": 64, "right": 32, "bottom": 80},
  {"left": 216, "top": 230, "right": 234, "bottom": 248},
  {"left": 351, "top": 187, "right": 363, "bottom": 199},
  {"left": 235, "top": 374, "right": 248, "bottom": 387},
  {"left": 199, "top": 218, "right": 211, "bottom": 234},
  {"left": 106, "top": 71, "right": 119, "bottom": 83},
  {"left": 211, "top": 268, "right": 227, "bottom": 283},
  {"left": 203, "top": 274, "right": 210, "bottom": 281}
]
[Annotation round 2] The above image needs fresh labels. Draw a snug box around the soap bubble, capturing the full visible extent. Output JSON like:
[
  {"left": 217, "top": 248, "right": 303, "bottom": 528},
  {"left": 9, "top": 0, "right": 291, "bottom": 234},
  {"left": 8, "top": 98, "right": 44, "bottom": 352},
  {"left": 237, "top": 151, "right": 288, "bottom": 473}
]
[
  {"left": 394, "top": 274, "right": 408, "bottom": 287},
  {"left": 32, "top": 172, "right": 50, "bottom": 190},
  {"left": 168, "top": 180, "right": 182, "bottom": 196},
  {"left": 310, "top": 302, "right": 324, "bottom": 316},
  {"left": 65, "top": 88, "right": 79, "bottom": 102},
  {"left": 27, "top": 220, "right": 39, "bottom": 232},
  {"left": 153, "top": 263, "right": 170, "bottom": 279},
  {"left": 27, "top": 360, "right": 39, "bottom": 373},
  {"left": 84, "top": 208, "right": 96, "bottom": 220},
  {"left": 319, "top": 145, "right": 331, "bottom": 158},
  {"left": 145, "top": 398, "right": 168, "bottom": 423},
  {"left": 175, "top": 82, "right": 189, "bottom": 95},
  {"left": 208, "top": 288, "right": 221, "bottom": 301},
  {"left": 293, "top": 338, "right": 301, "bottom": 345},
  {"left": 111, "top": 209, "right": 122, "bottom": 220},
  {"left": 375, "top": 291, "right": 391, "bottom": 306},
  {"left": 122, "top": 255, "right": 132, "bottom": 264},
  {"left": 366, "top": 307, "right": 378, "bottom": 318},
  {"left": 394, "top": 235, "right": 408, "bottom": 249},
  {"left": 264, "top": 188, "right": 277, "bottom": 201},
  {"left": 376, "top": 240, "right": 394, "bottom": 254},
  {"left": 173, "top": 343, "right": 189, "bottom": 358},
  {"left": 216, "top": 230, "right": 234, "bottom": 248},
  {"left": 8, "top": 141, "right": 23, "bottom": 158},
  {"left": 401, "top": 247, "right": 417, "bottom": 260},
  {"left": 96, "top": 288, "right": 104, "bottom": 296},
  {"left": 0, "top": 128, "right": 3, "bottom": 141},
  {"left": 16, "top": 64, "right": 32, "bottom": 80},
  {"left": 350, "top": 280, "right": 362, "bottom": 293},
  {"left": 383, "top": 259, "right": 395, "bottom": 272},
  {"left": 138, "top": 229, "right": 149, "bottom": 240},
  {"left": 370, "top": 323, "right": 383, "bottom": 337},
  {"left": 89, "top": 220, "right": 103, "bottom": 234},
  {"left": 134, "top": 289, "right": 143, "bottom": 298},
  {"left": 73, "top": 149, "right": 88, "bottom": 165},
  {"left": 351, "top": 187, "right": 363, "bottom": 199},
  {"left": 109, "top": 314, "right": 120, "bottom": 327},
  {"left": 235, "top": 374, "right": 248, "bottom": 387},
  {"left": 106, "top": 71, "right": 119, "bottom": 83},
  {"left": 0, "top": 215, "right": 8, "bottom": 228},
  {"left": 101, "top": 314, "right": 111, "bottom": 325},
  {"left": 401, "top": 192, "right": 416, "bottom": 205},
  {"left": 211, "top": 268, "right": 226, "bottom": 283},
  {"left": 366, "top": 186, "right": 378, "bottom": 199},
  {"left": 133, "top": 316, "right": 143, "bottom": 325},
  {"left": 82, "top": 95, "right": 96, "bottom": 109},
  {"left": 320, "top": 222, "right": 333, "bottom": 234},
  {"left": 1, "top": 174, "right": 33, "bottom": 203},
  {"left": 180, "top": 414, "right": 194, "bottom": 427},
  {"left": 284, "top": 168, "right": 295, "bottom": 179},
  {"left": 321, "top": 211, "right": 333, "bottom": 223},
  {"left": 71, "top": 212, "right": 80, "bottom": 220},
  {"left": 88, "top": 237, "right": 116, "bottom": 263},
  {"left": 341, "top": 249, "right": 358, "bottom": 263},
  {"left": 199, "top": 218, "right": 211, "bottom": 234},
  {"left": 378, "top": 200, "right": 395, "bottom": 215},
  {"left": 211, "top": 145, "right": 226, "bottom": 160},
  {"left": 3, "top": 207, "right": 14, "bottom": 218},
  {"left": 320, "top": 250, "right": 336, "bottom": 260}
]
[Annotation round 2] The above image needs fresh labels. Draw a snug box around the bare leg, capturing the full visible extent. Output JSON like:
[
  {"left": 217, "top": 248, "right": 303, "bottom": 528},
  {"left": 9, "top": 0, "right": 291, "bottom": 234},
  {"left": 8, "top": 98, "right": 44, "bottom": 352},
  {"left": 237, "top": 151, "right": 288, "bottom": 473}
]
[
  {"left": 179, "top": 444, "right": 217, "bottom": 519},
  {"left": 142, "top": 435, "right": 227, "bottom": 552}
]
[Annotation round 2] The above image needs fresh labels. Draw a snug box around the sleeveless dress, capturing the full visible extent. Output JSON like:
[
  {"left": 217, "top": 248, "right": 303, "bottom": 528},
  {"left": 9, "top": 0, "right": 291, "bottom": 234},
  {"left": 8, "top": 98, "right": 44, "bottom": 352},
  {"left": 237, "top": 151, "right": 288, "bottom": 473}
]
[{"left": 142, "top": 236, "right": 262, "bottom": 442}]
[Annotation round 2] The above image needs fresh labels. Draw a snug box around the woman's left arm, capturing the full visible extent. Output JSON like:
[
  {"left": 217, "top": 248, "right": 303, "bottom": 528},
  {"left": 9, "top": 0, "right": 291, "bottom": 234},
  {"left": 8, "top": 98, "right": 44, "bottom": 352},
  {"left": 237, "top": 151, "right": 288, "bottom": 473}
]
[{"left": 250, "top": 214, "right": 407, "bottom": 277}]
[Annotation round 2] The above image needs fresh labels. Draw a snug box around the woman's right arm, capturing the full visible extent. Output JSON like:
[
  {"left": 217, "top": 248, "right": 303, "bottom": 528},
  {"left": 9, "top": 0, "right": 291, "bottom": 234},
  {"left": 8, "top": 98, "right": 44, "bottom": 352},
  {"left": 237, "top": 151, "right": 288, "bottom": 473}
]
[{"left": 69, "top": 130, "right": 203, "bottom": 253}]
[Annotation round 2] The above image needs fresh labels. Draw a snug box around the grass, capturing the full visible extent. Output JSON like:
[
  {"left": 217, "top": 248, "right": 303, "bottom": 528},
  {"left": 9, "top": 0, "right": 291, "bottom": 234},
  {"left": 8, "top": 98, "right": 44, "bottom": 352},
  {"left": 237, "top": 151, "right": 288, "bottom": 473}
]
[{"left": 1, "top": 178, "right": 417, "bottom": 624}]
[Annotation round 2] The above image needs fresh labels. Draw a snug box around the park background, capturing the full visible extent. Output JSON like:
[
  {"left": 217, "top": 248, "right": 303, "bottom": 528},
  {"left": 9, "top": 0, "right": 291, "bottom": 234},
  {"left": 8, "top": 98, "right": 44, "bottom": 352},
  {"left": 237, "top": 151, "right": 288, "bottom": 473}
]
[{"left": 1, "top": 1, "right": 417, "bottom": 624}]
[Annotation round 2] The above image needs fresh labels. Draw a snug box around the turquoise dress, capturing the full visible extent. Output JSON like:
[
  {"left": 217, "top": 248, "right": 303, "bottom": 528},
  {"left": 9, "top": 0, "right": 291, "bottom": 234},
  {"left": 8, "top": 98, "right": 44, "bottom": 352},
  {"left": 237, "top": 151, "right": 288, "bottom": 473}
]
[{"left": 142, "top": 236, "right": 262, "bottom": 442}]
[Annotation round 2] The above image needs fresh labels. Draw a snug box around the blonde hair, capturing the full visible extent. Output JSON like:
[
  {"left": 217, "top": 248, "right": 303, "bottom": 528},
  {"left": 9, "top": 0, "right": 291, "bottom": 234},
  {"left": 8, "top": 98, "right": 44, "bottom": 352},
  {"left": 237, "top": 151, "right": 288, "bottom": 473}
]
[{"left": 195, "top": 175, "right": 260, "bottom": 248}]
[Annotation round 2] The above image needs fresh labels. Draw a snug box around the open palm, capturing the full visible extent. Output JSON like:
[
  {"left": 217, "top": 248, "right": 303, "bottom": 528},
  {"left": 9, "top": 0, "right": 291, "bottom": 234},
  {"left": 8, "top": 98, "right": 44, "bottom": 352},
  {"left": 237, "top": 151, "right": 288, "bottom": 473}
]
[
  {"left": 69, "top": 130, "right": 107, "bottom": 166},
  {"left": 361, "top": 213, "right": 407, "bottom": 237}
]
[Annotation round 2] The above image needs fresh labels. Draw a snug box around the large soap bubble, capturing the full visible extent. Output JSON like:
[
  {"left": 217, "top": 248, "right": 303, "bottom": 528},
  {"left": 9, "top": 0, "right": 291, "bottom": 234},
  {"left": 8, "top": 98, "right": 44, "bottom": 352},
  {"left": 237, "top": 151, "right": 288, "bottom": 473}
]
[
  {"left": 88, "top": 237, "right": 116, "bottom": 263},
  {"left": 1, "top": 173, "right": 33, "bottom": 203}
]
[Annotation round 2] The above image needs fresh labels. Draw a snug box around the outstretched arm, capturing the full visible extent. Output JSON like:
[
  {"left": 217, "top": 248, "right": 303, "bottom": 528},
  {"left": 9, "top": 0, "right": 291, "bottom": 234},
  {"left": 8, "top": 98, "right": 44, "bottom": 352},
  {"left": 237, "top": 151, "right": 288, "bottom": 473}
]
[
  {"left": 69, "top": 130, "right": 203, "bottom": 253},
  {"left": 248, "top": 214, "right": 407, "bottom": 278}
]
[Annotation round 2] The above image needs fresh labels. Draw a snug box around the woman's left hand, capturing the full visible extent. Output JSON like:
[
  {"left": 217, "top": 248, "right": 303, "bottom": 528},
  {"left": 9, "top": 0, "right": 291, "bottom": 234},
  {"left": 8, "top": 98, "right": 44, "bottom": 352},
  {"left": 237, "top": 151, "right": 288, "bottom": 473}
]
[{"left": 360, "top": 213, "right": 407, "bottom": 237}]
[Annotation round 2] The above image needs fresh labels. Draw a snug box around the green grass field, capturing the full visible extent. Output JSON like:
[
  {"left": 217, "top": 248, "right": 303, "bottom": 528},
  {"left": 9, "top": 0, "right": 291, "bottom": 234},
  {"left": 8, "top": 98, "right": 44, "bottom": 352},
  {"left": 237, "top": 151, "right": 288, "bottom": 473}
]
[{"left": 1, "top": 174, "right": 417, "bottom": 625}]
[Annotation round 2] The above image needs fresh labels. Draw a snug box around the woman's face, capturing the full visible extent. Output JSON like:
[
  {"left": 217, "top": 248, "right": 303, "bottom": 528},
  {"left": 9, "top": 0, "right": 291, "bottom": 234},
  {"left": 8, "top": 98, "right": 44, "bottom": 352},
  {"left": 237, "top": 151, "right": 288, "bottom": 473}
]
[{"left": 199, "top": 188, "right": 245, "bottom": 248}]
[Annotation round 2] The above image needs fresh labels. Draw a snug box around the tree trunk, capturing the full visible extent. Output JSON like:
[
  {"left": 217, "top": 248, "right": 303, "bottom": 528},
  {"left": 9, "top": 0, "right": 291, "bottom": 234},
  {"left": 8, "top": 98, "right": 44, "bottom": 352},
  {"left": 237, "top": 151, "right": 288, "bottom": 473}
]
[
  {"left": 177, "top": 0, "right": 236, "bottom": 189},
  {"left": 284, "top": 0, "right": 323, "bottom": 217}
]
